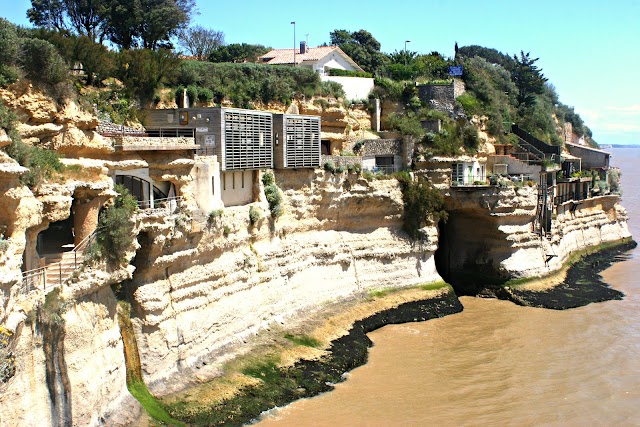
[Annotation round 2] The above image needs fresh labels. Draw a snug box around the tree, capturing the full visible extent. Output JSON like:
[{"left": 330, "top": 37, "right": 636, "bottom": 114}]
[
  {"left": 0, "top": 18, "right": 20, "bottom": 85},
  {"left": 208, "top": 43, "right": 270, "bottom": 63},
  {"left": 178, "top": 25, "right": 224, "bottom": 60},
  {"left": 27, "top": 0, "right": 68, "bottom": 33},
  {"left": 27, "top": 0, "right": 108, "bottom": 42},
  {"left": 329, "top": 29, "right": 388, "bottom": 74},
  {"left": 388, "top": 49, "right": 417, "bottom": 65},
  {"left": 138, "top": 0, "right": 195, "bottom": 50},
  {"left": 512, "top": 51, "right": 548, "bottom": 107}
]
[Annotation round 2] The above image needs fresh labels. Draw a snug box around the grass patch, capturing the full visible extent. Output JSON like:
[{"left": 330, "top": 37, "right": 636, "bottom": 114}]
[
  {"left": 419, "top": 281, "right": 451, "bottom": 291},
  {"left": 283, "top": 334, "right": 321, "bottom": 348},
  {"left": 370, "top": 281, "right": 451, "bottom": 299},
  {"left": 128, "top": 380, "right": 185, "bottom": 427}
]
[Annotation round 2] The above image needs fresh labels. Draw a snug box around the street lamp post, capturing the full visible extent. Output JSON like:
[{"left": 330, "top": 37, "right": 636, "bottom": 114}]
[
  {"left": 291, "top": 21, "right": 296, "bottom": 67},
  {"left": 404, "top": 40, "right": 411, "bottom": 67}
]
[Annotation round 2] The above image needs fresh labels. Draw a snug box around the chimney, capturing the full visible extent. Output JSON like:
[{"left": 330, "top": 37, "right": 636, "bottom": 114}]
[{"left": 300, "top": 41, "right": 307, "bottom": 54}]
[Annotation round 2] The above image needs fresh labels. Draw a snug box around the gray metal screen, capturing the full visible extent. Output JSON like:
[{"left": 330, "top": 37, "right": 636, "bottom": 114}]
[
  {"left": 285, "top": 116, "right": 320, "bottom": 168},
  {"left": 223, "top": 110, "right": 273, "bottom": 170}
]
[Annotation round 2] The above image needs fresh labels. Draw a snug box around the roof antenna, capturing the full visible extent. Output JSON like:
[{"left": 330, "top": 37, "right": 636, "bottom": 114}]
[{"left": 306, "top": 33, "right": 310, "bottom": 45}]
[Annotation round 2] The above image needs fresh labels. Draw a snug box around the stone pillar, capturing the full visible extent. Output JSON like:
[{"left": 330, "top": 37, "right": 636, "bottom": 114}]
[
  {"left": 72, "top": 196, "right": 107, "bottom": 246},
  {"left": 371, "top": 98, "right": 381, "bottom": 132}
]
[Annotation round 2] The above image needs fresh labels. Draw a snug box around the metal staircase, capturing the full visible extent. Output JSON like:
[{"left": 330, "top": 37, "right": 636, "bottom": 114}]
[{"left": 510, "top": 124, "right": 561, "bottom": 165}]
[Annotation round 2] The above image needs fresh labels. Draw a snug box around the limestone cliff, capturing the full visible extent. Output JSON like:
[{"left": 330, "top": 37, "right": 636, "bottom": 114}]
[{"left": 0, "top": 85, "right": 633, "bottom": 426}]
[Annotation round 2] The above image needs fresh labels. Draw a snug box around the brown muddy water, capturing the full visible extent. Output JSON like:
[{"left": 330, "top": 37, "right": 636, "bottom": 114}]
[{"left": 257, "top": 148, "right": 640, "bottom": 426}]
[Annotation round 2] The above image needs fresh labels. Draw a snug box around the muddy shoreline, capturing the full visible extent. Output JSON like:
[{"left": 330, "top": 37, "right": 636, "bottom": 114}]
[
  {"left": 165, "top": 292, "right": 463, "bottom": 426},
  {"left": 497, "top": 240, "right": 637, "bottom": 309},
  {"left": 163, "top": 241, "right": 637, "bottom": 426}
]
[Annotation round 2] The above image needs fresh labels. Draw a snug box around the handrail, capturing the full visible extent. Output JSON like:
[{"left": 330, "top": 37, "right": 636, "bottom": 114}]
[
  {"left": 20, "top": 230, "right": 99, "bottom": 296},
  {"left": 511, "top": 124, "right": 562, "bottom": 161},
  {"left": 137, "top": 196, "right": 184, "bottom": 210}
]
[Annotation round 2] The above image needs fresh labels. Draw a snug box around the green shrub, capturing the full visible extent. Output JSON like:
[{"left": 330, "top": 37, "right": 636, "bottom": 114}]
[
  {"left": 208, "top": 208, "right": 223, "bottom": 225},
  {"left": 261, "top": 171, "right": 283, "bottom": 218},
  {"left": 0, "top": 18, "right": 20, "bottom": 86},
  {"left": 186, "top": 84, "right": 199, "bottom": 104},
  {"left": 457, "top": 92, "right": 481, "bottom": 115},
  {"left": 262, "top": 170, "right": 275, "bottom": 186},
  {"left": 89, "top": 185, "right": 137, "bottom": 266},
  {"left": 248, "top": 205, "right": 261, "bottom": 226},
  {"left": 4, "top": 125, "right": 64, "bottom": 189},
  {"left": 323, "top": 160, "right": 336, "bottom": 173},
  {"left": 362, "top": 170, "right": 375, "bottom": 181},
  {"left": 117, "top": 48, "right": 181, "bottom": 103},
  {"left": 172, "top": 61, "right": 339, "bottom": 106},
  {"left": 385, "top": 112, "right": 425, "bottom": 138},
  {"left": 19, "top": 38, "right": 68, "bottom": 86},
  {"left": 327, "top": 69, "right": 372, "bottom": 78},
  {"left": 396, "top": 172, "right": 447, "bottom": 239},
  {"left": 0, "top": 233, "right": 8, "bottom": 253}
]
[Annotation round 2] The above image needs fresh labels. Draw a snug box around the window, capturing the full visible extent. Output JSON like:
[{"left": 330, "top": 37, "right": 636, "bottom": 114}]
[{"left": 452, "top": 163, "right": 464, "bottom": 183}]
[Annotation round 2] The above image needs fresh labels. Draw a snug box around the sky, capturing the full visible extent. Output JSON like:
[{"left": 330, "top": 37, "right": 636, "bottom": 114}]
[{"left": 2, "top": 0, "right": 640, "bottom": 146}]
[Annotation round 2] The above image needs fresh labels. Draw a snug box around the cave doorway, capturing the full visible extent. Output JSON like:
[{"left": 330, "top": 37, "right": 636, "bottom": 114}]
[
  {"left": 36, "top": 215, "right": 75, "bottom": 264},
  {"left": 434, "top": 211, "right": 508, "bottom": 296}
]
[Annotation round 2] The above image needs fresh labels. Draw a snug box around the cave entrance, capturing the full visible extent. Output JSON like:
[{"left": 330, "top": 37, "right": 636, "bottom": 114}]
[
  {"left": 434, "top": 210, "right": 508, "bottom": 295},
  {"left": 36, "top": 216, "right": 75, "bottom": 265}
]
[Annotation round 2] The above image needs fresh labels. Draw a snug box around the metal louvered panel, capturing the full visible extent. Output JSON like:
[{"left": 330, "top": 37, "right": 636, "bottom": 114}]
[
  {"left": 274, "top": 114, "right": 320, "bottom": 169},
  {"left": 222, "top": 109, "right": 273, "bottom": 171}
]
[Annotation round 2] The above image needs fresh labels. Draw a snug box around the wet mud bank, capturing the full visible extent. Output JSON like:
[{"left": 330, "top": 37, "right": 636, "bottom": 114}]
[
  {"left": 497, "top": 240, "right": 637, "bottom": 310},
  {"left": 165, "top": 292, "right": 463, "bottom": 426}
]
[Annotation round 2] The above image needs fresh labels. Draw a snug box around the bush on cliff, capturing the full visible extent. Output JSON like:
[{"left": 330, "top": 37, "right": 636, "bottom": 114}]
[
  {"left": 89, "top": 185, "right": 138, "bottom": 266},
  {"left": 396, "top": 171, "right": 447, "bottom": 240},
  {"left": 0, "top": 18, "right": 20, "bottom": 86}
]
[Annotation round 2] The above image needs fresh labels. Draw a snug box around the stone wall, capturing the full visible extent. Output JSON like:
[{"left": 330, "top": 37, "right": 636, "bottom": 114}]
[
  {"left": 362, "top": 139, "right": 402, "bottom": 156},
  {"left": 321, "top": 154, "right": 363, "bottom": 168},
  {"left": 416, "top": 79, "right": 466, "bottom": 116}
]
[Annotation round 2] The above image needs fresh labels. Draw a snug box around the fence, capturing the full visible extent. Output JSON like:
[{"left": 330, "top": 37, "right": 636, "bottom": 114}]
[
  {"left": 19, "top": 231, "right": 97, "bottom": 296},
  {"left": 138, "top": 196, "right": 183, "bottom": 215}
]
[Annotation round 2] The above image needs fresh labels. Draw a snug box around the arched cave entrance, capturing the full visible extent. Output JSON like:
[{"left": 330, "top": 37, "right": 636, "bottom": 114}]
[
  {"left": 36, "top": 216, "right": 75, "bottom": 264},
  {"left": 434, "top": 210, "right": 510, "bottom": 295}
]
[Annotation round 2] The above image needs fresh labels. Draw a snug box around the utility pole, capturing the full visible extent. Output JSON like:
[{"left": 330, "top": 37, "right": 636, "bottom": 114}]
[
  {"left": 404, "top": 40, "right": 411, "bottom": 67},
  {"left": 291, "top": 22, "right": 296, "bottom": 66}
]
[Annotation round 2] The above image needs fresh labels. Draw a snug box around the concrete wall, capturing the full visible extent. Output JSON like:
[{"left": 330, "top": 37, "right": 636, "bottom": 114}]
[
  {"left": 487, "top": 155, "right": 542, "bottom": 176},
  {"left": 320, "top": 75, "right": 374, "bottom": 101},
  {"left": 191, "top": 156, "right": 222, "bottom": 212},
  {"left": 221, "top": 170, "right": 254, "bottom": 207}
]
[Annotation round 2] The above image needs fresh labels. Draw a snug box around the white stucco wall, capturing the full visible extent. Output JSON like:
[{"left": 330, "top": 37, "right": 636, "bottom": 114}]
[
  {"left": 311, "top": 53, "right": 358, "bottom": 74},
  {"left": 191, "top": 156, "right": 223, "bottom": 212},
  {"left": 221, "top": 170, "right": 254, "bottom": 207},
  {"left": 320, "top": 75, "right": 374, "bottom": 101}
]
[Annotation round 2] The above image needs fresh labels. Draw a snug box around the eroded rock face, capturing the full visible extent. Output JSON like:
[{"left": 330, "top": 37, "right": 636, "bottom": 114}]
[
  {"left": 128, "top": 170, "right": 441, "bottom": 396},
  {"left": 436, "top": 185, "right": 631, "bottom": 292}
]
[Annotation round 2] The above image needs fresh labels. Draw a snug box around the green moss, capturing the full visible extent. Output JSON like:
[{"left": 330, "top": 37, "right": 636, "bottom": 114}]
[
  {"left": 128, "top": 380, "right": 185, "bottom": 427},
  {"left": 284, "top": 334, "right": 321, "bottom": 348},
  {"left": 419, "top": 281, "right": 451, "bottom": 291}
]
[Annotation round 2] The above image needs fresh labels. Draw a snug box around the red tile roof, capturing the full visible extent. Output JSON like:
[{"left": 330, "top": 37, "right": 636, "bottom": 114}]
[{"left": 258, "top": 46, "right": 364, "bottom": 71}]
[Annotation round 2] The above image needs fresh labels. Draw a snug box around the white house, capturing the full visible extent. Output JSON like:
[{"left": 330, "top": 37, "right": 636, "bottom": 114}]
[
  {"left": 259, "top": 43, "right": 364, "bottom": 75},
  {"left": 259, "top": 43, "right": 374, "bottom": 101}
]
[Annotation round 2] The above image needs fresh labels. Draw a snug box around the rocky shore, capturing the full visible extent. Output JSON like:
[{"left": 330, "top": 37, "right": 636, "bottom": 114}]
[{"left": 499, "top": 239, "right": 637, "bottom": 310}]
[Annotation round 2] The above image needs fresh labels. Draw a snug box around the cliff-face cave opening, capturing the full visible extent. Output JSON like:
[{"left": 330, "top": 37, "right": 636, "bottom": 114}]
[{"left": 435, "top": 210, "right": 509, "bottom": 295}]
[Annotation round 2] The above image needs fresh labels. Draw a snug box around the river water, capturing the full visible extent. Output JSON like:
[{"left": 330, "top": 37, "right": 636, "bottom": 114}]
[{"left": 257, "top": 148, "right": 640, "bottom": 426}]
